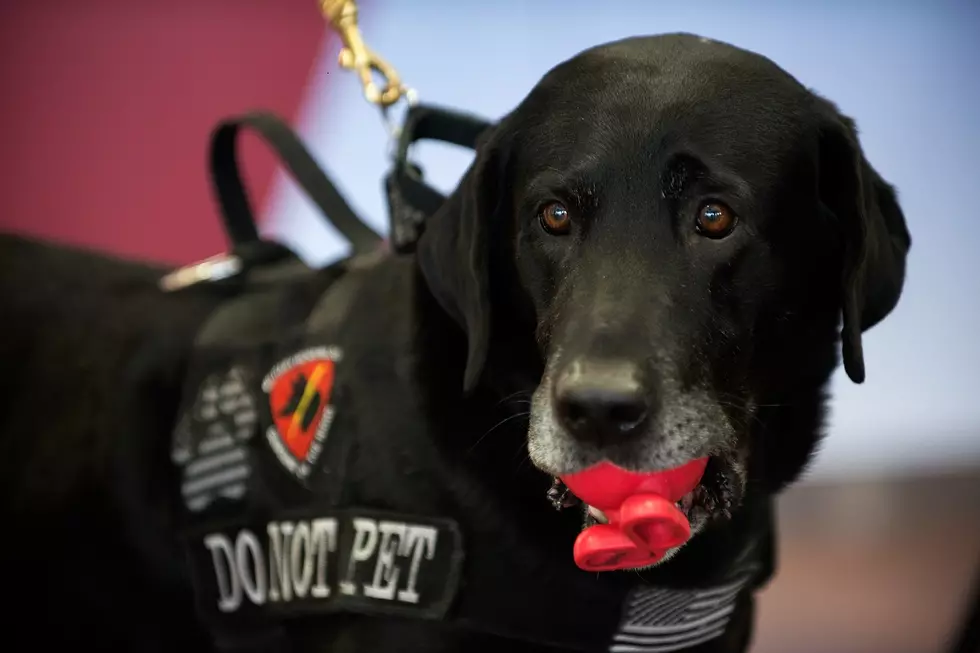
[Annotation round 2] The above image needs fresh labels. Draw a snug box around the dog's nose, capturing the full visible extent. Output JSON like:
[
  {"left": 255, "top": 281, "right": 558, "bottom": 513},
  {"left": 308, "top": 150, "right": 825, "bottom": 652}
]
[{"left": 553, "top": 358, "right": 652, "bottom": 444}]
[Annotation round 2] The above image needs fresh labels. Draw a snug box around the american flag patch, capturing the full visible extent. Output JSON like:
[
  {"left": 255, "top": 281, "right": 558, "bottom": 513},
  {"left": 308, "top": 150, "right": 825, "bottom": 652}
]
[
  {"left": 171, "top": 366, "right": 258, "bottom": 512},
  {"left": 610, "top": 561, "right": 758, "bottom": 652}
]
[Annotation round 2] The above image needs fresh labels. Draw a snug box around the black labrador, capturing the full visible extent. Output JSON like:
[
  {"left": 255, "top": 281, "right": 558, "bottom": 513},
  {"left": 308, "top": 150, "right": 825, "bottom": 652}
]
[{"left": 0, "top": 33, "right": 910, "bottom": 653}]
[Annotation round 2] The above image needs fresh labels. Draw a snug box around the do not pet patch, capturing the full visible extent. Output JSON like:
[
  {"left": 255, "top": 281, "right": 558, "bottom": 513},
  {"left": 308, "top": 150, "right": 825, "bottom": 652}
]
[
  {"left": 186, "top": 508, "right": 464, "bottom": 623},
  {"left": 262, "top": 346, "right": 343, "bottom": 481}
]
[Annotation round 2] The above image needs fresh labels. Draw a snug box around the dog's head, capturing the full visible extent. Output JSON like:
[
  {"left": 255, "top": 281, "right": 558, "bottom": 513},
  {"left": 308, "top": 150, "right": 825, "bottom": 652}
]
[{"left": 418, "top": 34, "right": 910, "bottom": 556}]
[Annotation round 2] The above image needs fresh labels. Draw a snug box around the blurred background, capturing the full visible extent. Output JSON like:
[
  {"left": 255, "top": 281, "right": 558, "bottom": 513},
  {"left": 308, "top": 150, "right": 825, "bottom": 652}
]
[{"left": 1, "top": 1, "right": 977, "bottom": 651}]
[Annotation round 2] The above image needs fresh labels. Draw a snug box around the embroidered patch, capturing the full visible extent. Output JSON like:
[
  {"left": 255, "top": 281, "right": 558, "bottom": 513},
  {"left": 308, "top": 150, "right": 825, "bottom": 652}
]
[
  {"left": 609, "top": 562, "right": 759, "bottom": 653},
  {"left": 186, "top": 509, "right": 464, "bottom": 622},
  {"left": 262, "top": 346, "right": 343, "bottom": 481},
  {"left": 172, "top": 366, "right": 258, "bottom": 512}
]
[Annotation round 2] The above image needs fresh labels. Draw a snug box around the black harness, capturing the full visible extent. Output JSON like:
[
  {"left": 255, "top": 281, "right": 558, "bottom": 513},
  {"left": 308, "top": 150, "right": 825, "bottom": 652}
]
[{"left": 162, "top": 106, "right": 774, "bottom": 652}]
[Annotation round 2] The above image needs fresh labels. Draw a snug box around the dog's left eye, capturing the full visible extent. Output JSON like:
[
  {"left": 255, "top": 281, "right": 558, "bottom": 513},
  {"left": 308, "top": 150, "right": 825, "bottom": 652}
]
[
  {"left": 538, "top": 202, "right": 572, "bottom": 235},
  {"left": 695, "top": 201, "right": 737, "bottom": 238}
]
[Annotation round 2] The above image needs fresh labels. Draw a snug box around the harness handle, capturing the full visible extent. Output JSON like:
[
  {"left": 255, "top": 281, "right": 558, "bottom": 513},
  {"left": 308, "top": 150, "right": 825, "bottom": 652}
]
[{"left": 209, "top": 111, "right": 383, "bottom": 257}]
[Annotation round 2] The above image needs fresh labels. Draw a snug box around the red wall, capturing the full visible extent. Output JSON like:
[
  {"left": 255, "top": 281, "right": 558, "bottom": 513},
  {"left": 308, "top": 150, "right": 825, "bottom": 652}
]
[{"left": 0, "top": 0, "right": 329, "bottom": 264}]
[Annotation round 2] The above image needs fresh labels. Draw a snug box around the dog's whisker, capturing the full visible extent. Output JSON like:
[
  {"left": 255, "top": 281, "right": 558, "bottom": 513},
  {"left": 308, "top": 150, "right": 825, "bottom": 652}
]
[
  {"left": 467, "top": 411, "right": 530, "bottom": 454},
  {"left": 713, "top": 391, "right": 792, "bottom": 411},
  {"left": 512, "top": 439, "right": 531, "bottom": 461},
  {"left": 495, "top": 389, "right": 532, "bottom": 407},
  {"left": 711, "top": 399, "right": 767, "bottom": 429},
  {"left": 515, "top": 454, "right": 535, "bottom": 472}
]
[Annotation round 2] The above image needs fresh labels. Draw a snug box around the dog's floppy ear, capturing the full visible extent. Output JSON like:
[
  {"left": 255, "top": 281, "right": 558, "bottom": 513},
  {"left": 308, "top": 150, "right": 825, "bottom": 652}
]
[
  {"left": 817, "top": 100, "right": 911, "bottom": 383},
  {"left": 417, "top": 125, "right": 508, "bottom": 393}
]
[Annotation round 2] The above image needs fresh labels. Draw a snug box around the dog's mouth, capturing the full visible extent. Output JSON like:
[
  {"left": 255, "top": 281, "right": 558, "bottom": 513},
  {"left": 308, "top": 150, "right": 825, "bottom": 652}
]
[{"left": 548, "top": 455, "right": 737, "bottom": 532}]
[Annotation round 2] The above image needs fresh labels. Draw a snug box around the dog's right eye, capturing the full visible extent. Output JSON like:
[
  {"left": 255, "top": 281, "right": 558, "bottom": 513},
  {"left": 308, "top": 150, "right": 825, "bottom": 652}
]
[{"left": 539, "top": 202, "right": 572, "bottom": 235}]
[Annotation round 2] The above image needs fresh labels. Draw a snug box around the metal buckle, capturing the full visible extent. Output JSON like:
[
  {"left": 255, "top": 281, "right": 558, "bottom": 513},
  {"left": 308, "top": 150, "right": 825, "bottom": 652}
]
[
  {"left": 319, "top": 0, "right": 418, "bottom": 152},
  {"left": 159, "top": 253, "right": 243, "bottom": 292},
  {"left": 319, "top": 0, "right": 415, "bottom": 108}
]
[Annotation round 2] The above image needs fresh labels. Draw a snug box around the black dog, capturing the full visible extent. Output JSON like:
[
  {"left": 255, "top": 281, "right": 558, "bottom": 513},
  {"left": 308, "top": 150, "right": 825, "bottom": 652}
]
[{"left": 0, "top": 33, "right": 910, "bottom": 653}]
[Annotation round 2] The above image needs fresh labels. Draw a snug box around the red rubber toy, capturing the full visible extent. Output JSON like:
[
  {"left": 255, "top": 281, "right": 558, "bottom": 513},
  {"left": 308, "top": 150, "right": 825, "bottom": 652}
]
[{"left": 560, "top": 458, "right": 708, "bottom": 571}]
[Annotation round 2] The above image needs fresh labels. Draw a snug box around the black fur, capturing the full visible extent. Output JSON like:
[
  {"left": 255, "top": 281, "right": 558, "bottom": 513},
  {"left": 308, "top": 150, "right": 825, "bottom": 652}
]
[{"left": 0, "top": 34, "right": 910, "bottom": 652}]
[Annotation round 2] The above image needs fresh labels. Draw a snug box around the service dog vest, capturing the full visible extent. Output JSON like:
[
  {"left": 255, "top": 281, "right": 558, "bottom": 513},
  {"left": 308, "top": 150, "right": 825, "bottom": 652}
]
[{"left": 167, "top": 251, "right": 771, "bottom": 653}]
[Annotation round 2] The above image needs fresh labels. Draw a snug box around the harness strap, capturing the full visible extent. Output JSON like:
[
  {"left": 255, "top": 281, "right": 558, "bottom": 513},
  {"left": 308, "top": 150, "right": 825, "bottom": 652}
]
[
  {"left": 209, "top": 111, "right": 382, "bottom": 257},
  {"left": 385, "top": 104, "right": 492, "bottom": 252},
  {"left": 394, "top": 104, "right": 491, "bottom": 160}
]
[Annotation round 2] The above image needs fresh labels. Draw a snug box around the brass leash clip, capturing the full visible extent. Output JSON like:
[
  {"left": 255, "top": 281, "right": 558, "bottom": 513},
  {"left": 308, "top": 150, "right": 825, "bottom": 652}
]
[{"left": 319, "top": 0, "right": 415, "bottom": 112}]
